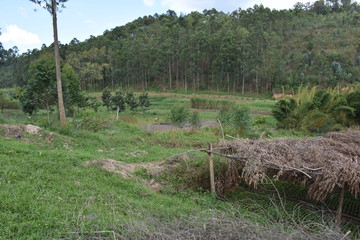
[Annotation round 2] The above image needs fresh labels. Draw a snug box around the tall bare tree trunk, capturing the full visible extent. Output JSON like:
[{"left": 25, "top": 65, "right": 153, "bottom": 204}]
[
  {"left": 227, "top": 72, "right": 230, "bottom": 93},
  {"left": 255, "top": 70, "right": 259, "bottom": 95},
  {"left": 168, "top": 60, "right": 172, "bottom": 90},
  {"left": 242, "top": 73, "right": 245, "bottom": 95},
  {"left": 176, "top": 58, "right": 179, "bottom": 90},
  {"left": 52, "top": 0, "right": 66, "bottom": 127}
]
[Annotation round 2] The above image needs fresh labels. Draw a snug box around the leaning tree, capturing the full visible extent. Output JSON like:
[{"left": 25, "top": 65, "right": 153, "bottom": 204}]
[{"left": 29, "top": 0, "right": 68, "bottom": 127}]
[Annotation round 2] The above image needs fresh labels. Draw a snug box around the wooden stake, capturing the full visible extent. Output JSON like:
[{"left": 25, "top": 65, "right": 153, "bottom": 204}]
[
  {"left": 336, "top": 183, "right": 345, "bottom": 227},
  {"left": 208, "top": 143, "right": 216, "bottom": 194},
  {"left": 116, "top": 107, "right": 120, "bottom": 120}
]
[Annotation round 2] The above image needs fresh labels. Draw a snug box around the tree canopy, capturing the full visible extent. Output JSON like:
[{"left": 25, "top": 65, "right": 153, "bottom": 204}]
[{"left": 1, "top": 1, "right": 360, "bottom": 94}]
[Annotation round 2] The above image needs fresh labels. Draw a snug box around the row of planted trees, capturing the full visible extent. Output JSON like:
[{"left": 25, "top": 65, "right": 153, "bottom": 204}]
[
  {"left": 16, "top": 52, "right": 152, "bottom": 118},
  {"left": 2, "top": 2, "right": 360, "bottom": 94}
]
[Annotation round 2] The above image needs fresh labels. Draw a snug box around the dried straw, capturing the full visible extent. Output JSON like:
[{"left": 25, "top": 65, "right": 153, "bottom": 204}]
[{"left": 218, "top": 130, "right": 360, "bottom": 201}]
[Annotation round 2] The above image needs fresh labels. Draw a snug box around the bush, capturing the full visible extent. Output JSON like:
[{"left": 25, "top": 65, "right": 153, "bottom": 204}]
[
  {"left": 190, "top": 111, "right": 202, "bottom": 129},
  {"left": 346, "top": 87, "right": 360, "bottom": 124},
  {"left": 218, "top": 106, "right": 251, "bottom": 136},
  {"left": 102, "top": 90, "right": 151, "bottom": 114},
  {"left": 85, "top": 96, "right": 101, "bottom": 112},
  {"left": 272, "top": 98, "right": 300, "bottom": 129},
  {"left": 111, "top": 90, "right": 126, "bottom": 112},
  {"left": 233, "top": 106, "right": 251, "bottom": 135},
  {"left": 0, "top": 91, "right": 21, "bottom": 112},
  {"left": 170, "top": 105, "right": 190, "bottom": 128},
  {"left": 303, "top": 110, "right": 334, "bottom": 133},
  {"left": 272, "top": 86, "right": 360, "bottom": 132},
  {"left": 139, "top": 92, "right": 151, "bottom": 108},
  {"left": 218, "top": 107, "right": 235, "bottom": 126},
  {"left": 101, "top": 88, "right": 112, "bottom": 110},
  {"left": 125, "top": 92, "right": 139, "bottom": 112}
]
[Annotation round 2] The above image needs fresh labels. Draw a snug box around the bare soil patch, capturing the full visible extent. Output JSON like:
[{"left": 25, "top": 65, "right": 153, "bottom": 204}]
[
  {"left": 0, "top": 124, "right": 41, "bottom": 137},
  {"left": 83, "top": 157, "right": 184, "bottom": 191}
]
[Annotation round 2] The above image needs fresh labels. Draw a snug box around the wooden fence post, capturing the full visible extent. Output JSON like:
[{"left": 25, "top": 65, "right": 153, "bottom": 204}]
[
  {"left": 336, "top": 184, "right": 345, "bottom": 226},
  {"left": 208, "top": 143, "right": 216, "bottom": 194}
]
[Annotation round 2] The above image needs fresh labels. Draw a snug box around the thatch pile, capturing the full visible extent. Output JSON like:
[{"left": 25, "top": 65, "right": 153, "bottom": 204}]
[{"left": 218, "top": 130, "right": 360, "bottom": 201}]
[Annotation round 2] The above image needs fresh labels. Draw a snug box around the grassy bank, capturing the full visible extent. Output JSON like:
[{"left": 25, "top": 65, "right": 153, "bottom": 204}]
[{"left": 0, "top": 91, "right": 357, "bottom": 239}]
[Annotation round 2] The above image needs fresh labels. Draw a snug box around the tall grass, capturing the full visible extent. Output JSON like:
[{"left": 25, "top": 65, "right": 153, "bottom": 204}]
[{"left": 190, "top": 97, "right": 235, "bottom": 110}]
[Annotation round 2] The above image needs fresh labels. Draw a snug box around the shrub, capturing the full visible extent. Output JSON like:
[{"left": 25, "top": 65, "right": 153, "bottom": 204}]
[
  {"left": 0, "top": 92, "right": 20, "bottom": 112},
  {"left": 125, "top": 92, "right": 139, "bottom": 112},
  {"left": 346, "top": 87, "right": 360, "bottom": 124},
  {"left": 233, "top": 106, "right": 251, "bottom": 135},
  {"left": 218, "top": 107, "right": 235, "bottom": 126},
  {"left": 85, "top": 96, "right": 101, "bottom": 112},
  {"left": 311, "top": 90, "right": 331, "bottom": 110},
  {"left": 139, "top": 92, "right": 151, "bottom": 108},
  {"left": 218, "top": 106, "right": 251, "bottom": 136},
  {"left": 111, "top": 90, "right": 126, "bottom": 112},
  {"left": 170, "top": 105, "right": 190, "bottom": 128},
  {"left": 190, "top": 111, "right": 202, "bottom": 129},
  {"left": 303, "top": 110, "right": 334, "bottom": 133},
  {"left": 272, "top": 98, "right": 300, "bottom": 129},
  {"left": 101, "top": 88, "right": 112, "bottom": 110},
  {"left": 272, "top": 86, "right": 360, "bottom": 132}
]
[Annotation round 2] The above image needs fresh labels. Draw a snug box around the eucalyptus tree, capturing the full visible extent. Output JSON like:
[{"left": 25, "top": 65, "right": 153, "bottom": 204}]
[{"left": 29, "top": 0, "right": 68, "bottom": 127}]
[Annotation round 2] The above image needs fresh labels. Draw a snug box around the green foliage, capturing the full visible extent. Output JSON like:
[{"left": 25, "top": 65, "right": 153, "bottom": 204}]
[
  {"left": 111, "top": 90, "right": 126, "bottom": 113},
  {"left": 170, "top": 105, "right": 190, "bottom": 128},
  {"left": 272, "top": 98, "right": 300, "bottom": 129},
  {"left": 218, "top": 107, "right": 235, "bottom": 126},
  {"left": 61, "top": 63, "right": 83, "bottom": 114},
  {"left": 0, "top": 91, "right": 359, "bottom": 239},
  {"left": 125, "top": 92, "right": 139, "bottom": 112},
  {"left": 191, "top": 98, "right": 235, "bottom": 110},
  {"left": 84, "top": 96, "right": 101, "bottom": 112},
  {"left": 19, "top": 54, "right": 81, "bottom": 117},
  {"left": 139, "top": 92, "right": 151, "bottom": 108},
  {"left": 19, "top": 54, "right": 57, "bottom": 115},
  {"left": 311, "top": 90, "right": 331, "bottom": 110},
  {"left": 103, "top": 90, "right": 151, "bottom": 115},
  {"left": 218, "top": 105, "right": 252, "bottom": 136},
  {"left": 190, "top": 111, "right": 202, "bottom": 129},
  {"left": 233, "top": 106, "right": 251, "bottom": 135},
  {"left": 254, "top": 116, "right": 267, "bottom": 126},
  {"left": 346, "top": 87, "right": 360, "bottom": 124},
  {"left": 3, "top": 2, "right": 360, "bottom": 95},
  {"left": 66, "top": 47, "right": 109, "bottom": 91},
  {"left": 303, "top": 110, "right": 334, "bottom": 133},
  {"left": 0, "top": 91, "right": 20, "bottom": 112},
  {"left": 273, "top": 86, "right": 360, "bottom": 132},
  {"left": 101, "top": 88, "right": 112, "bottom": 110}
]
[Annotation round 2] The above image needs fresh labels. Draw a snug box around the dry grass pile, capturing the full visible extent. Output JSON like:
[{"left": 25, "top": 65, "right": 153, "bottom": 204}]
[
  {"left": 218, "top": 130, "right": 360, "bottom": 201},
  {"left": 114, "top": 207, "right": 347, "bottom": 240},
  {"left": 0, "top": 124, "right": 41, "bottom": 137}
]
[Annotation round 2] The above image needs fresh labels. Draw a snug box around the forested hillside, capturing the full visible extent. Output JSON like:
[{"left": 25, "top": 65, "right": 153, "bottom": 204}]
[{"left": 1, "top": 1, "right": 360, "bottom": 93}]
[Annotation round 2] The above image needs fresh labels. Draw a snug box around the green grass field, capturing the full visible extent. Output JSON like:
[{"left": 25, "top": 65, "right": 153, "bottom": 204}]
[{"left": 0, "top": 91, "right": 357, "bottom": 239}]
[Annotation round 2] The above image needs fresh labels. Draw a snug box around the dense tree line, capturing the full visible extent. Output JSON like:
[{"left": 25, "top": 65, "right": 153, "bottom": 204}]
[{"left": 1, "top": 1, "right": 360, "bottom": 93}]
